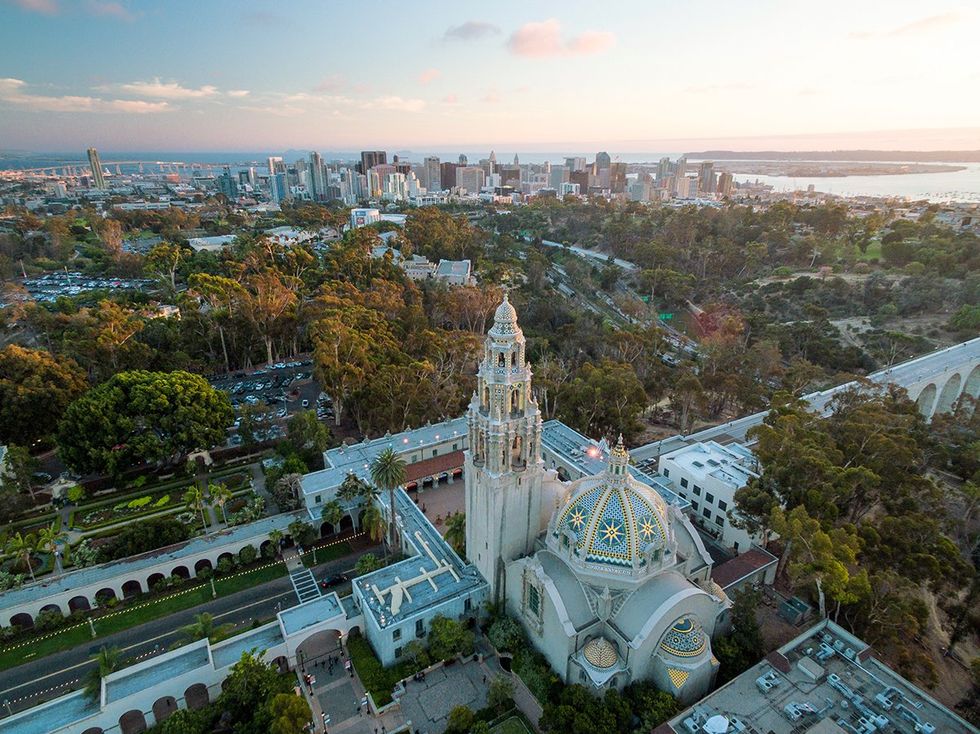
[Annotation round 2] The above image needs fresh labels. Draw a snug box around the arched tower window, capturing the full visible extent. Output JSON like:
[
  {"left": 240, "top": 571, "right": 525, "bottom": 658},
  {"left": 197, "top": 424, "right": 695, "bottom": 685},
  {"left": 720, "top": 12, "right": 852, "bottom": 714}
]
[
  {"left": 511, "top": 352, "right": 517, "bottom": 367},
  {"left": 497, "top": 352, "right": 505, "bottom": 367}
]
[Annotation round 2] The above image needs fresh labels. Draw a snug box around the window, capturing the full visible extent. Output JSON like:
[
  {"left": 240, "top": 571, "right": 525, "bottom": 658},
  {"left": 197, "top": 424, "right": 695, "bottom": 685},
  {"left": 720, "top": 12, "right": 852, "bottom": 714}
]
[
  {"left": 717, "top": 500, "right": 727, "bottom": 511},
  {"left": 691, "top": 501, "right": 699, "bottom": 511},
  {"left": 412, "top": 454, "right": 417, "bottom": 463},
  {"left": 679, "top": 492, "right": 687, "bottom": 499},
  {"left": 705, "top": 492, "right": 714, "bottom": 504},
  {"left": 395, "top": 646, "right": 403, "bottom": 658},
  {"left": 693, "top": 486, "right": 701, "bottom": 496},
  {"left": 702, "top": 508, "right": 711, "bottom": 519},
  {"left": 680, "top": 478, "right": 688, "bottom": 488},
  {"left": 432, "top": 449, "right": 437, "bottom": 458},
  {"left": 464, "top": 598, "right": 472, "bottom": 613},
  {"left": 416, "top": 619, "right": 425, "bottom": 638},
  {"left": 528, "top": 584, "right": 540, "bottom": 616},
  {"left": 453, "top": 443, "right": 458, "bottom": 451},
  {"left": 663, "top": 468, "right": 670, "bottom": 478},
  {"left": 315, "top": 495, "right": 322, "bottom": 504},
  {"left": 714, "top": 515, "right": 725, "bottom": 527},
  {"left": 733, "top": 541, "right": 740, "bottom": 552},
  {"left": 393, "top": 628, "right": 401, "bottom": 641}
]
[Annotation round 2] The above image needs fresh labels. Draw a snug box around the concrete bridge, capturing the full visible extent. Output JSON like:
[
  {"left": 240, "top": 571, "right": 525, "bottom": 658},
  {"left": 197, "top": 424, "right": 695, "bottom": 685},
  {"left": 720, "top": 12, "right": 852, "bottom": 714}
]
[{"left": 632, "top": 336, "right": 980, "bottom": 462}]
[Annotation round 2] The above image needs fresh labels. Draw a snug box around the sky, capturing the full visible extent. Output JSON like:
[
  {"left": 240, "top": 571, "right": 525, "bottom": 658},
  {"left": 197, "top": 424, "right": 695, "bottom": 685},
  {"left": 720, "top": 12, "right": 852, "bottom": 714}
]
[{"left": 0, "top": 0, "right": 978, "bottom": 153}]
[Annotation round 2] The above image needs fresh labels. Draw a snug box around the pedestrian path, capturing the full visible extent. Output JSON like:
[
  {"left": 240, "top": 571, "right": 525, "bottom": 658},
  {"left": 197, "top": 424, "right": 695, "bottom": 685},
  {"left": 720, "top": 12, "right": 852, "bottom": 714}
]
[{"left": 289, "top": 567, "right": 322, "bottom": 604}]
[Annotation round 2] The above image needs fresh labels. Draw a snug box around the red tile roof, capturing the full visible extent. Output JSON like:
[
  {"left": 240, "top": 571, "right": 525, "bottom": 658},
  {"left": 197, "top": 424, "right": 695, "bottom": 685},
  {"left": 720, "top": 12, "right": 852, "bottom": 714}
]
[
  {"left": 711, "top": 547, "right": 777, "bottom": 589},
  {"left": 405, "top": 450, "right": 465, "bottom": 483}
]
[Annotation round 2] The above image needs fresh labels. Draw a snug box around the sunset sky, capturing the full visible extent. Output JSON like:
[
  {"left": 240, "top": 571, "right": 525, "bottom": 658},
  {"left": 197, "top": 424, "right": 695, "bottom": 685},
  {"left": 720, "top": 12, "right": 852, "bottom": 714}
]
[{"left": 0, "top": 0, "right": 977, "bottom": 152}]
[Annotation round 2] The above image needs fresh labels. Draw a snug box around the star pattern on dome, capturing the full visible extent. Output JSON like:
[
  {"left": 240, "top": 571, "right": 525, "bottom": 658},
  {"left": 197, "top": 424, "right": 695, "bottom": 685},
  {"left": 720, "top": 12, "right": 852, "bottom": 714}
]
[
  {"left": 601, "top": 521, "right": 622, "bottom": 543},
  {"left": 570, "top": 509, "right": 586, "bottom": 529},
  {"left": 639, "top": 517, "right": 657, "bottom": 540}
]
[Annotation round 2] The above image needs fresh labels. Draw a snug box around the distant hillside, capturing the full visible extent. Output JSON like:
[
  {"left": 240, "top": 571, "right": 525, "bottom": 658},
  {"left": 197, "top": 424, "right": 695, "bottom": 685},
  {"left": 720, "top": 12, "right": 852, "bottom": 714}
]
[{"left": 685, "top": 150, "right": 980, "bottom": 163}]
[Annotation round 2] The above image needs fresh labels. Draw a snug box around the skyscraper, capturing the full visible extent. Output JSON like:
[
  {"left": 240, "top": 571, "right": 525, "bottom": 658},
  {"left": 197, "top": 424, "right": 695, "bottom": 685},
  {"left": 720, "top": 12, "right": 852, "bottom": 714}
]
[
  {"left": 423, "top": 156, "right": 441, "bottom": 191},
  {"left": 697, "top": 161, "right": 716, "bottom": 194},
  {"left": 87, "top": 147, "right": 105, "bottom": 189},
  {"left": 595, "top": 151, "right": 611, "bottom": 170},
  {"left": 218, "top": 166, "right": 238, "bottom": 199},
  {"left": 717, "top": 171, "right": 734, "bottom": 197},
  {"left": 309, "top": 151, "right": 327, "bottom": 201},
  {"left": 267, "top": 156, "right": 284, "bottom": 175},
  {"left": 656, "top": 157, "right": 671, "bottom": 183},
  {"left": 360, "top": 150, "right": 387, "bottom": 174}
]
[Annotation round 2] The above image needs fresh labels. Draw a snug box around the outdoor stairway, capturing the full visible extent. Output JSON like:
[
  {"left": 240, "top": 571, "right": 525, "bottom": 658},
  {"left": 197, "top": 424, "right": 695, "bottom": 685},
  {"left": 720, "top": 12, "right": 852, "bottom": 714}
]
[{"left": 289, "top": 567, "right": 322, "bottom": 604}]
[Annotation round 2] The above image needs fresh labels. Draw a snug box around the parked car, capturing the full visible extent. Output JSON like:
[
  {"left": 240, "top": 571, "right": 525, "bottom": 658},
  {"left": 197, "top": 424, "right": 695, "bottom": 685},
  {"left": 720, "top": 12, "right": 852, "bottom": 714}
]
[{"left": 320, "top": 574, "right": 349, "bottom": 589}]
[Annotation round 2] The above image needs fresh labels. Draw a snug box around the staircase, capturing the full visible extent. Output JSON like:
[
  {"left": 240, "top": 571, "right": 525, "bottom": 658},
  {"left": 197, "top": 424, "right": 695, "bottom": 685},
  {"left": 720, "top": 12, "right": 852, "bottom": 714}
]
[{"left": 289, "top": 567, "right": 322, "bottom": 604}]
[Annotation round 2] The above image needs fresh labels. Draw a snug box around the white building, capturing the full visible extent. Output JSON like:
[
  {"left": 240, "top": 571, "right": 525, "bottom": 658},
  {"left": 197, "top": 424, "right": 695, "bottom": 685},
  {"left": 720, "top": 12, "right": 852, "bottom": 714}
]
[
  {"left": 657, "top": 441, "right": 761, "bottom": 553},
  {"left": 349, "top": 208, "right": 381, "bottom": 229},
  {"left": 187, "top": 234, "right": 237, "bottom": 252}
]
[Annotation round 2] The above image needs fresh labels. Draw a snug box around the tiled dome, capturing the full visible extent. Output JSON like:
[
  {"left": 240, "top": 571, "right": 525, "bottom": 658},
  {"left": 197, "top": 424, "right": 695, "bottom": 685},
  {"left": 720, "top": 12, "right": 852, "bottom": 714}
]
[
  {"left": 659, "top": 617, "right": 707, "bottom": 658},
  {"left": 553, "top": 438, "right": 669, "bottom": 569},
  {"left": 583, "top": 637, "right": 618, "bottom": 669}
]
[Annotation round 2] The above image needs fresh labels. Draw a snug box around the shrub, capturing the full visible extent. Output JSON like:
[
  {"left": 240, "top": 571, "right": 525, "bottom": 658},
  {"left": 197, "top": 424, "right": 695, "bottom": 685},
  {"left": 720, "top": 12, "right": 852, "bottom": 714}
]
[
  {"left": 427, "top": 615, "right": 474, "bottom": 661},
  {"left": 127, "top": 496, "right": 152, "bottom": 510},
  {"left": 238, "top": 545, "right": 257, "bottom": 565},
  {"left": 67, "top": 485, "right": 86, "bottom": 503},
  {"left": 154, "top": 494, "right": 171, "bottom": 508},
  {"left": 217, "top": 558, "right": 234, "bottom": 575},
  {"left": 488, "top": 616, "right": 525, "bottom": 652},
  {"left": 34, "top": 609, "right": 65, "bottom": 632},
  {"left": 446, "top": 706, "right": 474, "bottom": 734}
]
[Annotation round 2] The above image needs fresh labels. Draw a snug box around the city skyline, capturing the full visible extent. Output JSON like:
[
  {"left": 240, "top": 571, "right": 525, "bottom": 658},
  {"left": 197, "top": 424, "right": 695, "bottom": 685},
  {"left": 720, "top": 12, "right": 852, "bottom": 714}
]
[{"left": 1, "top": 0, "right": 978, "bottom": 152}]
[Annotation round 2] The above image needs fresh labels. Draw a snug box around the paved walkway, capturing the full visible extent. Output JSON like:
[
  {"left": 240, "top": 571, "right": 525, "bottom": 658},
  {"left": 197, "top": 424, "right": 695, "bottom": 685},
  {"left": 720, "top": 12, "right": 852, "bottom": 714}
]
[{"left": 409, "top": 480, "right": 463, "bottom": 538}]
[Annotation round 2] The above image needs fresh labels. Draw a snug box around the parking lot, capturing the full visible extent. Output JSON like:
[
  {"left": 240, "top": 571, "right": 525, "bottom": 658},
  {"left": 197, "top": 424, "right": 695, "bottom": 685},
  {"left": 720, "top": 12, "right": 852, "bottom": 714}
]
[{"left": 208, "top": 358, "right": 331, "bottom": 446}]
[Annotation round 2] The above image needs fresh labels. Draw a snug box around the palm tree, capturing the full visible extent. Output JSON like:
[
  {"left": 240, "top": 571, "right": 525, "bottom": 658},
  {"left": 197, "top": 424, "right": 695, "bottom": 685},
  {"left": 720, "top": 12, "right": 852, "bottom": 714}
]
[
  {"left": 209, "top": 482, "right": 232, "bottom": 525},
  {"left": 5, "top": 532, "right": 38, "bottom": 582},
  {"left": 370, "top": 448, "right": 406, "bottom": 553},
  {"left": 321, "top": 500, "right": 344, "bottom": 534},
  {"left": 37, "top": 522, "right": 67, "bottom": 575},
  {"left": 183, "top": 486, "right": 209, "bottom": 530},
  {"left": 445, "top": 513, "right": 466, "bottom": 555},
  {"left": 180, "top": 612, "right": 232, "bottom": 643},
  {"left": 361, "top": 503, "right": 388, "bottom": 559},
  {"left": 269, "top": 528, "right": 284, "bottom": 557},
  {"left": 84, "top": 646, "right": 120, "bottom": 700}
]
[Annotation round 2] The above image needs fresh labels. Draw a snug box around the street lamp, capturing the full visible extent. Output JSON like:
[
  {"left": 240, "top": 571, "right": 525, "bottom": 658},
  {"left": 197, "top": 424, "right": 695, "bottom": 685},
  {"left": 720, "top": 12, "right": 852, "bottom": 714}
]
[{"left": 88, "top": 617, "right": 96, "bottom": 639}]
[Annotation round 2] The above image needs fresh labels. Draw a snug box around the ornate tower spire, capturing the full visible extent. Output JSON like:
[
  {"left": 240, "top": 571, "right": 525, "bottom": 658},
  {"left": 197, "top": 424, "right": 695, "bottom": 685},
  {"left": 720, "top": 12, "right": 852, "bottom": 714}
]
[{"left": 465, "top": 295, "right": 544, "bottom": 602}]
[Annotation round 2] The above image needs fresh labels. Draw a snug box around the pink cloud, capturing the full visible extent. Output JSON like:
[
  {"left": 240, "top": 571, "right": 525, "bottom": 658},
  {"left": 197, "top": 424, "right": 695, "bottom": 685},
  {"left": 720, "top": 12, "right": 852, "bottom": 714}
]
[
  {"left": 507, "top": 18, "right": 614, "bottom": 58},
  {"left": 85, "top": 0, "right": 134, "bottom": 20},
  {"left": 10, "top": 0, "right": 58, "bottom": 14},
  {"left": 418, "top": 68, "right": 441, "bottom": 85},
  {"left": 442, "top": 93, "right": 459, "bottom": 104}
]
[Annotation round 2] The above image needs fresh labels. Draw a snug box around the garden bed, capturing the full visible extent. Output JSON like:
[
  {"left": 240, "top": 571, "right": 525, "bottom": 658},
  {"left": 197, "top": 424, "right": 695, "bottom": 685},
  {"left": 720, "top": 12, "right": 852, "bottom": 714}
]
[{"left": 69, "top": 484, "right": 192, "bottom": 530}]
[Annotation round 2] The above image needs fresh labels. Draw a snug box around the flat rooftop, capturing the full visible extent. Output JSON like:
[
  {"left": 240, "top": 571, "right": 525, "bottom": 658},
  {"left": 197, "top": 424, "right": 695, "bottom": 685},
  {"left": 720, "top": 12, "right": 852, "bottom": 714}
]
[
  {"left": 105, "top": 642, "right": 210, "bottom": 702},
  {"left": 0, "top": 690, "right": 98, "bottom": 734},
  {"left": 279, "top": 593, "right": 344, "bottom": 636},
  {"left": 301, "top": 417, "right": 467, "bottom": 499},
  {"left": 541, "top": 420, "right": 690, "bottom": 509},
  {"left": 212, "top": 622, "right": 285, "bottom": 669},
  {"left": 0, "top": 509, "right": 310, "bottom": 611},
  {"left": 666, "top": 619, "right": 978, "bottom": 734},
  {"left": 356, "top": 488, "right": 485, "bottom": 629},
  {"left": 660, "top": 440, "right": 758, "bottom": 489}
]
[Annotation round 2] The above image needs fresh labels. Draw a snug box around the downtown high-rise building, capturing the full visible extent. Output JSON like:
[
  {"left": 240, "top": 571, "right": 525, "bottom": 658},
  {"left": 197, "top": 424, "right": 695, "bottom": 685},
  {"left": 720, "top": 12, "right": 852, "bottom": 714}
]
[
  {"left": 656, "top": 157, "right": 671, "bottom": 183},
  {"left": 360, "top": 150, "right": 387, "bottom": 174},
  {"left": 87, "top": 147, "right": 106, "bottom": 189},
  {"left": 423, "top": 156, "right": 441, "bottom": 191},
  {"left": 717, "top": 171, "right": 734, "bottom": 197},
  {"left": 309, "top": 151, "right": 327, "bottom": 201},
  {"left": 698, "top": 161, "right": 716, "bottom": 194},
  {"left": 267, "top": 156, "right": 284, "bottom": 175},
  {"left": 595, "top": 151, "right": 611, "bottom": 170}
]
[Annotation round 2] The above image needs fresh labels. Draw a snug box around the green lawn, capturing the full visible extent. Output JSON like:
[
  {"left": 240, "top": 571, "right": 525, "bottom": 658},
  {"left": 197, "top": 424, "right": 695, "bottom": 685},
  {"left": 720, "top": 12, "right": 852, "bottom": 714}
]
[
  {"left": 492, "top": 716, "right": 533, "bottom": 734},
  {"left": 0, "top": 561, "right": 289, "bottom": 672},
  {"left": 856, "top": 239, "right": 882, "bottom": 261},
  {"left": 301, "top": 541, "right": 353, "bottom": 568}
]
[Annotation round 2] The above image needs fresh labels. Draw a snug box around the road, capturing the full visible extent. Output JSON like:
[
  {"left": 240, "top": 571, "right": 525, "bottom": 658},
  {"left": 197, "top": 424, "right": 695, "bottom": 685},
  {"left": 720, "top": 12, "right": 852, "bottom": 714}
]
[{"left": 0, "top": 546, "right": 378, "bottom": 716}]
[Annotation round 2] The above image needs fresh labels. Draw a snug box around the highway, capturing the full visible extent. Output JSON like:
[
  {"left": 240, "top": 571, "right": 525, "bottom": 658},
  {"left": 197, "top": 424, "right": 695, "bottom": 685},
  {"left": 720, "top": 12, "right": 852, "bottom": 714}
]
[{"left": 0, "top": 547, "right": 376, "bottom": 717}]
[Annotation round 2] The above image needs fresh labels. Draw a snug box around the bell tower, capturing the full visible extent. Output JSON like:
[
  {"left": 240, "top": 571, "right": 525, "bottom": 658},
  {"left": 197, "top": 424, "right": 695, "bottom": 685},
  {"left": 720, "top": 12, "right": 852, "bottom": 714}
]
[{"left": 465, "top": 294, "right": 544, "bottom": 602}]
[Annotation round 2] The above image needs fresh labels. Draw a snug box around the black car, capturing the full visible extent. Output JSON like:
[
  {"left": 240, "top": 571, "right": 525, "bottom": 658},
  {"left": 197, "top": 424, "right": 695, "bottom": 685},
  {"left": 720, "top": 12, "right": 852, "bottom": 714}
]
[{"left": 320, "top": 574, "right": 349, "bottom": 589}]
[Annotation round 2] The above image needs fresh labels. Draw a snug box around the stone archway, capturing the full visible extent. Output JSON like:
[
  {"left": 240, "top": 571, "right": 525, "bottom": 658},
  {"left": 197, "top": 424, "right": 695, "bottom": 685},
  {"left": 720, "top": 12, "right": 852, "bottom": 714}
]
[
  {"left": 296, "top": 628, "right": 344, "bottom": 670},
  {"left": 95, "top": 588, "right": 117, "bottom": 606},
  {"left": 915, "top": 383, "right": 937, "bottom": 417},
  {"left": 964, "top": 365, "right": 980, "bottom": 404},
  {"left": 184, "top": 682, "right": 209, "bottom": 710},
  {"left": 147, "top": 573, "right": 166, "bottom": 590},
  {"left": 9, "top": 612, "right": 33, "bottom": 629},
  {"left": 152, "top": 695, "right": 177, "bottom": 724},
  {"left": 936, "top": 373, "right": 962, "bottom": 414},
  {"left": 119, "top": 709, "right": 147, "bottom": 734},
  {"left": 68, "top": 595, "right": 91, "bottom": 613},
  {"left": 194, "top": 558, "right": 213, "bottom": 576},
  {"left": 171, "top": 565, "right": 190, "bottom": 580},
  {"left": 320, "top": 521, "right": 335, "bottom": 537},
  {"left": 121, "top": 579, "right": 143, "bottom": 598},
  {"left": 340, "top": 514, "right": 354, "bottom": 533},
  {"left": 39, "top": 603, "right": 64, "bottom": 618}
]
